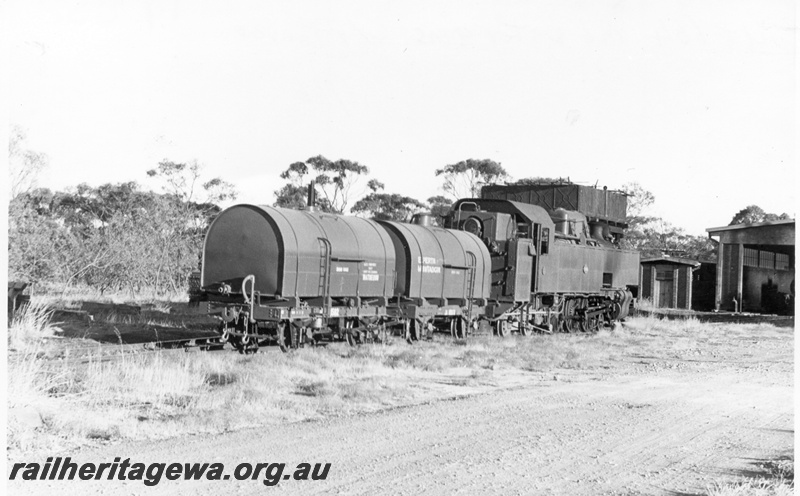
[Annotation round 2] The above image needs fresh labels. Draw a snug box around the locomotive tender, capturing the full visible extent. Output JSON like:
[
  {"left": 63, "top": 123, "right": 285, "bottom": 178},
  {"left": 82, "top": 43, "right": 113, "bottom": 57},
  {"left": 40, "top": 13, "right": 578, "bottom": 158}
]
[{"left": 193, "top": 183, "right": 639, "bottom": 352}]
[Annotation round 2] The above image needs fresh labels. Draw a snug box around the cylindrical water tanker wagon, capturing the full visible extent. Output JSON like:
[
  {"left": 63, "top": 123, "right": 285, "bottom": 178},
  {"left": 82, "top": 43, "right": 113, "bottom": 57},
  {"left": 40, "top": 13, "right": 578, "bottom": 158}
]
[
  {"left": 200, "top": 203, "right": 396, "bottom": 351},
  {"left": 378, "top": 218, "right": 491, "bottom": 340}
]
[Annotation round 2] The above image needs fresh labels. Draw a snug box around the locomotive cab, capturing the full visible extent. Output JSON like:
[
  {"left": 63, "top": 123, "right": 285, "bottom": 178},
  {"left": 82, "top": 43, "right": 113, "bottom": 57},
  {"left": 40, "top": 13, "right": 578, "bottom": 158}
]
[{"left": 446, "top": 199, "right": 553, "bottom": 308}]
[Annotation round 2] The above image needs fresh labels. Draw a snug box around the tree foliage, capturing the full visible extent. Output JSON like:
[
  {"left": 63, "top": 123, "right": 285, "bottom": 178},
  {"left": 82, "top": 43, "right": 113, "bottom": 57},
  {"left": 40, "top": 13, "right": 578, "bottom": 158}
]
[
  {"left": 273, "top": 155, "right": 369, "bottom": 213},
  {"left": 621, "top": 182, "right": 656, "bottom": 219},
  {"left": 512, "top": 177, "right": 573, "bottom": 185},
  {"left": 435, "top": 159, "right": 508, "bottom": 199},
  {"left": 8, "top": 125, "right": 49, "bottom": 198},
  {"left": 427, "top": 196, "right": 453, "bottom": 226},
  {"left": 350, "top": 193, "right": 426, "bottom": 221},
  {"left": 9, "top": 160, "right": 237, "bottom": 295},
  {"left": 620, "top": 183, "right": 716, "bottom": 261},
  {"left": 728, "top": 205, "right": 792, "bottom": 226},
  {"left": 622, "top": 217, "right": 717, "bottom": 260}
]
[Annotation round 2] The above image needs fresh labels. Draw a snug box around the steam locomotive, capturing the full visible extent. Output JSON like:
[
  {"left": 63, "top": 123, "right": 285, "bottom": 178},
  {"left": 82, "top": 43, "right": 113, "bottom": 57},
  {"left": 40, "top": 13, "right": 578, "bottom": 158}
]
[{"left": 191, "top": 183, "right": 639, "bottom": 352}]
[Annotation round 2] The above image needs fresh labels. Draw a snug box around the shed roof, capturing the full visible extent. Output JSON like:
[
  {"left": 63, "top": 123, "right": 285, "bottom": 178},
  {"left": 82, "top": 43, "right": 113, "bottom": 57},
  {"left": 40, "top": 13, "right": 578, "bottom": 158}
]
[
  {"left": 706, "top": 219, "right": 795, "bottom": 234},
  {"left": 640, "top": 256, "right": 700, "bottom": 267}
]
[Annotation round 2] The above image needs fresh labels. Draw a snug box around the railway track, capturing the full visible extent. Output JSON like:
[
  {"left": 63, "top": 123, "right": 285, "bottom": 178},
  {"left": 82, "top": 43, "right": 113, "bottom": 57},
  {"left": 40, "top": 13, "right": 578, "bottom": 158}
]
[{"left": 11, "top": 334, "right": 229, "bottom": 367}]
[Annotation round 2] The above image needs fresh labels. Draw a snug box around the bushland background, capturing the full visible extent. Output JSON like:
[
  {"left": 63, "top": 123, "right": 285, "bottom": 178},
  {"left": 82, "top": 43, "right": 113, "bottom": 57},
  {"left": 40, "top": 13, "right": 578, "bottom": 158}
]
[{"left": 12, "top": 125, "right": 790, "bottom": 298}]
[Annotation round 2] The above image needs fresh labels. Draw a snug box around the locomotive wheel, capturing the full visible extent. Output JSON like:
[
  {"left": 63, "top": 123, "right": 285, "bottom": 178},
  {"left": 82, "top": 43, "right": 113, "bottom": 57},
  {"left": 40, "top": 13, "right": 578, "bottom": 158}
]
[
  {"left": 519, "top": 324, "right": 531, "bottom": 337},
  {"left": 562, "top": 299, "right": 580, "bottom": 333},
  {"left": 606, "top": 301, "right": 623, "bottom": 325},
  {"left": 589, "top": 315, "right": 602, "bottom": 332},
  {"left": 580, "top": 313, "right": 601, "bottom": 333}
]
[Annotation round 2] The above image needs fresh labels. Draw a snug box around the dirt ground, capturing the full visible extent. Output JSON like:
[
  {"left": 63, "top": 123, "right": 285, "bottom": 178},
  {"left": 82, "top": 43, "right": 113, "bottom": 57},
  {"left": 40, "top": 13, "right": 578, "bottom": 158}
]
[{"left": 8, "top": 318, "right": 794, "bottom": 495}]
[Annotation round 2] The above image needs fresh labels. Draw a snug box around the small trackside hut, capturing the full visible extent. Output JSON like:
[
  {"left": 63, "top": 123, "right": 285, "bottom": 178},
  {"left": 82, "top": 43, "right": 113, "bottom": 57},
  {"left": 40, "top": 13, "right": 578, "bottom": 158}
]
[{"left": 639, "top": 256, "right": 699, "bottom": 310}]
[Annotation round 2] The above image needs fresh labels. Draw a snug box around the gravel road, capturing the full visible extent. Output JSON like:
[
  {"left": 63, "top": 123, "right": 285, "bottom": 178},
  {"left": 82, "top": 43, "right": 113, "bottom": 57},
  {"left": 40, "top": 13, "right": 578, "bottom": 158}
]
[{"left": 9, "top": 327, "right": 793, "bottom": 495}]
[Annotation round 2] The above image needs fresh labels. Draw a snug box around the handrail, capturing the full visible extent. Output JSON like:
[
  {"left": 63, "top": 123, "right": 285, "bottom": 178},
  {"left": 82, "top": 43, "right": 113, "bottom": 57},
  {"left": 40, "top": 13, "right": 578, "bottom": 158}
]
[{"left": 241, "top": 274, "right": 256, "bottom": 323}]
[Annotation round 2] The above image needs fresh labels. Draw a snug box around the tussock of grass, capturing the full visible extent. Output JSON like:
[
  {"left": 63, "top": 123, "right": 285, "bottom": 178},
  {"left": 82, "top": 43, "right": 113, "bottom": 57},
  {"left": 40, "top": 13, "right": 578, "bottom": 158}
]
[
  {"left": 8, "top": 299, "right": 61, "bottom": 351},
  {"left": 707, "top": 480, "right": 793, "bottom": 496},
  {"left": 707, "top": 456, "right": 794, "bottom": 496}
]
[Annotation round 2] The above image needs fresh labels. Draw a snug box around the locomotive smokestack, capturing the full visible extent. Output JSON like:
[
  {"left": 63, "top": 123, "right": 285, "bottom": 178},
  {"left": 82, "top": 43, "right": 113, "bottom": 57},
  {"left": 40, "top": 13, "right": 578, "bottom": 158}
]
[{"left": 306, "top": 184, "right": 317, "bottom": 212}]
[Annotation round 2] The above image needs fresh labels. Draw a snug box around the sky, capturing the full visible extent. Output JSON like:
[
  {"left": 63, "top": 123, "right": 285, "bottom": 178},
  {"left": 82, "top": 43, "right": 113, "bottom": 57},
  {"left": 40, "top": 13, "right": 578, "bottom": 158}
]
[{"left": 5, "top": 0, "right": 796, "bottom": 235}]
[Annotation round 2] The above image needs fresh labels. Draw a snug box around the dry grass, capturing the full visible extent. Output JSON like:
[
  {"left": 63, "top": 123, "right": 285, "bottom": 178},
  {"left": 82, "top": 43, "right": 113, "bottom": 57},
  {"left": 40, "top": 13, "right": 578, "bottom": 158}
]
[
  {"left": 7, "top": 304, "right": 793, "bottom": 458},
  {"left": 707, "top": 457, "right": 794, "bottom": 496},
  {"left": 31, "top": 282, "right": 190, "bottom": 308},
  {"left": 8, "top": 299, "right": 61, "bottom": 352}
]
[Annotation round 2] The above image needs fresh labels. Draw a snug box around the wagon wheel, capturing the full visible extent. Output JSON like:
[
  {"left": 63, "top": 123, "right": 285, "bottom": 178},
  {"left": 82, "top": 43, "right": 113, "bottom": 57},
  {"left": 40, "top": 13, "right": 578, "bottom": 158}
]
[
  {"left": 296, "top": 326, "right": 309, "bottom": 349},
  {"left": 229, "top": 335, "right": 244, "bottom": 353},
  {"left": 411, "top": 319, "right": 424, "bottom": 341},
  {"left": 304, "top": 327, "right": 317, "bottom": 347},
  {"left": 344, "top": 319, "right": 360, "bottom": 347},
  {"left": 519, "top": 323, "right": 531, "bottom": 337},
  {"left": 562, "top": 299, "right": 581, "bottom": 333},
  {"left": 375, "top": 323, "right": 388, "bottom": 344},
  {"left": 277, "top": 321, "right": 289, "bottom": 353},
  {"left": 454, "top": 317, "right": 468, "bottom": 339},
  {"left": 404, "top": 320, "right": 413, "bottom": 344},
  {"left": 288, "top": 323, "right": 302, "bottom": 349},
  {"left": 495, "top": 320, "right": 511, "bottom": 337}
]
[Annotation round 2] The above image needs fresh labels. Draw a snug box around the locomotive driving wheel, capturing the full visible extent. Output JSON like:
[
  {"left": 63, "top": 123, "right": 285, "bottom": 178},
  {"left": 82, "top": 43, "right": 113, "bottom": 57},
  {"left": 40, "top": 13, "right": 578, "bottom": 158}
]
[
  {"left": 605, "top": 300, "right": 623, "bottom": 326},
  {"left": 580, "top": 312, "right": 602, "bottom": 333},
  {"left": 562, "top": 299, "right": 581, "bottom": 333}
]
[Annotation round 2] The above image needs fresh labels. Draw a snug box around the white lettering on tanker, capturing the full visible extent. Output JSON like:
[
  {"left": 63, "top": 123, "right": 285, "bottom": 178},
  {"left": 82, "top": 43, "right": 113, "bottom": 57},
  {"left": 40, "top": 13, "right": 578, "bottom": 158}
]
[
  {"left": 335, "top": 266, "right": 349, "bottom": 273},
  {"left": 416, "top": 256, "right": 442, "bottom": 274},
  {"left": 362, "top": 261, "right": 379, "bottom": 282}
]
